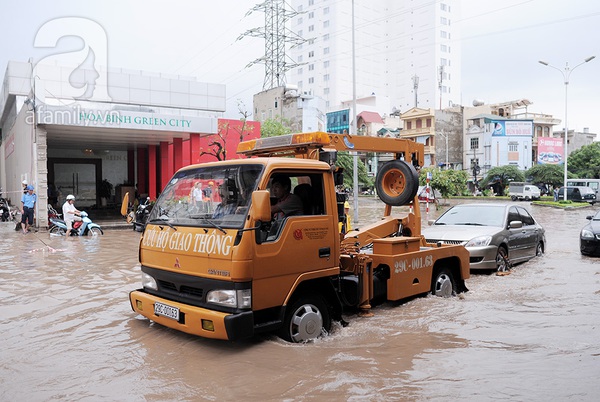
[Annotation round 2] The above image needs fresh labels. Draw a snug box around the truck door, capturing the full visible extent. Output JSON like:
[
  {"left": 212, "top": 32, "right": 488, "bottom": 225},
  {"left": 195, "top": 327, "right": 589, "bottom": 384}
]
[{"left": 252, "top": 172, "right": 337, "bottom": 311}]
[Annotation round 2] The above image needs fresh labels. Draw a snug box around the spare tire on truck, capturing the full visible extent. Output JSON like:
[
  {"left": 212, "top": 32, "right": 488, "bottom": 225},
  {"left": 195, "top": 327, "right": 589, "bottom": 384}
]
[{"left": 375, "top": 160, "right": 419, "bottom": 206}]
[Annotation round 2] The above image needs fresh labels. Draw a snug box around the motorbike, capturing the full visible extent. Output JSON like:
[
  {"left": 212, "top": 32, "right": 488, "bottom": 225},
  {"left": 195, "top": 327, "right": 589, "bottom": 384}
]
[
  {"left": 0, "top": 197, "right": 10, "bottom": 222},
  {"left": 131, "top": 197, "right": 153, "bottom": 232},
  {"left": 49, "top": 211, "right": 104, "bottom": 236}
]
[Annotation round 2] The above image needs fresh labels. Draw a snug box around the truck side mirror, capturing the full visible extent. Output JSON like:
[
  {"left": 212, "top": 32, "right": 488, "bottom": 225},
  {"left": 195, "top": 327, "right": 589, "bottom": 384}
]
[
  {"left": 252, "top": 190, "right": 272, "bottom": 244},
  {"left": 252, "top": 190, "right": 272, "bottom": 223}
]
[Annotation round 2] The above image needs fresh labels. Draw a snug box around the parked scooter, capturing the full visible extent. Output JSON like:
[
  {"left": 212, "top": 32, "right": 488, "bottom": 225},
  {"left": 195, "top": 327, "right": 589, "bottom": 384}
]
[
  {"left": 49, "top": 211, "right": 104, "bottom": 236},
  {"left": 0, "top": 197, "right": 10, "bottom": 222},
  {"left": 132, "top": 196, "right": 153, "bottom": 232}
]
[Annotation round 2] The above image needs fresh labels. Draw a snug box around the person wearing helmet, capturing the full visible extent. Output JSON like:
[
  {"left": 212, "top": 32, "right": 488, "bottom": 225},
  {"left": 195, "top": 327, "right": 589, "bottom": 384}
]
[
  {"left": 62, "top": 194, "right": 81, "bottom": 235},
  {"left": 20, "top": 185, "right": 37, "bottom": 234},
  {"left": 339, "top": 200, "right": 353, "bottom": 235},
  {"left": 22, "top": 180, "right": 28, "bottom": 194}
]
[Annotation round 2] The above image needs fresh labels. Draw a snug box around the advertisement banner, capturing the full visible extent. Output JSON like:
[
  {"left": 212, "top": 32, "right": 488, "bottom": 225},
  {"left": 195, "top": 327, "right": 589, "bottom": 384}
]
[
  {"left": 492, "top": 120, "right": 533, "bottom": 136},
  {"left": 537, "top": 137, "right": 564, "bottom": 165}
]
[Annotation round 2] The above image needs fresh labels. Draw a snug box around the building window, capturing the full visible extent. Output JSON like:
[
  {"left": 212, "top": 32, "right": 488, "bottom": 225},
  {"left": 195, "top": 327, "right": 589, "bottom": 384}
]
[
  {"left": 298, "top": 55, "right": 303, "bottom": 62},
  {"left": 441, "top": 17, "right": 448, "bottom": 25},
  {"left": 308, "top": 51, "right": 314, "bottom": 58},
  {"left": 308, "top": 64, "right": 314, "bottom": 71},
  {"left": 323, "top": 74, "right": 330, "bottom": 81},
  {"left": 308, "top": 25, "right": 314, "bottom": 32},
  {"left": 323, "top": 20, "right": 330, "bottom": 28},
  {"left": 298, "top": 30, "right": 303, "bottom": 37},
  {"left": 441, "top": 30, "right": 448, "bottom": 39},
  {"left": 309, "top": 11, "right": 314, "bottom": 19},
  {"left": 440, "top": 3, "right": 448, "bottom": 11},
  {"left": 274, "top": 100, "right": 278, "bottom": 108},
  {"left": 298, "top": 80, "right": 303, "bottom": 87},
  {"left": 298, "top": 17, "right": 303, "bottom": 25},
  {"left": 323, "top": 60, "right": 329, "bottom": 68},
  {"left": 323, "top": 33, "right": 330, "bottom": 41},
  {"left": 324, "top": 87, "right": 329, "bottom": 94},
  {"left": 298, "top": 67, "right": 303, "bottom": 74},
  {"left": 426, "top": 118, "right": 432, "bottom": 127},
  {"left": 416, "top": 119, "right": 422, "bottom": 129},
  {"left": 441, "top": 58, "right": 448, "bottom": 66},
  {"left": 324, "top": 7, "right": 329, "bottom": 14},
  {"left": 308, "top": 39, "right": 314, "bottom": 45},
  {"left": 406, "top": 121, "right": 412, "bottom": 130},
  {"left": 323, "top": 47, "right": 330, "bottom": 54},
  {"left": 441, "top": 44, "right": 447, "bottom": 52},
  {"left": 470, "top": 137, "right": 479, "bottom": 150},
  {"left": 308, "top": 77, "right": 314, "bottom": 84},
  {"left": 509, "top": 143, "right": 518, "bottom": 152},
  {"left": 308, "top": 0, "right": 314, "bottom": 5}
]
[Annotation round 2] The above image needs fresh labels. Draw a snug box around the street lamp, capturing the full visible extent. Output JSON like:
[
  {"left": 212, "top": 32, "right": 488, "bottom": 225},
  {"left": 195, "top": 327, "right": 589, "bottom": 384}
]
[{"left": 538, "top": 55, "right": 595, "bottom": 201}]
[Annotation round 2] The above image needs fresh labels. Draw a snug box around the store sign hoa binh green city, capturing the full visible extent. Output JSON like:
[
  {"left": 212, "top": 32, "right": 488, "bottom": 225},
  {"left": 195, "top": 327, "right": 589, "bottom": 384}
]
[{"left": 31, "top": 105, "right": 217, "bottom": 133}]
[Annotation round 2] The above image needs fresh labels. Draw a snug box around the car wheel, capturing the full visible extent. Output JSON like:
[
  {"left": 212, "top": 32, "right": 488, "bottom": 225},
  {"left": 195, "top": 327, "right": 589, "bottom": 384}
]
[
  {"left": 536, "top": 242, "right": 544, "bottom": 257},
  {"left": 511, "top": 195, "right": 517, "bottom": 201},
  {"left": 496, "top": 246, "right": 510, "bottom": 272}
]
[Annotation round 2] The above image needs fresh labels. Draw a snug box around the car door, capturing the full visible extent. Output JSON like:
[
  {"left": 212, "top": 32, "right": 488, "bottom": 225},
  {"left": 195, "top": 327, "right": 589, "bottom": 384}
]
[
  {"left": 507, "top": 206, "right": 526, "bottom": 260},
  {"left": 516, "top": 206, "right": 539, "bottom": 259}
]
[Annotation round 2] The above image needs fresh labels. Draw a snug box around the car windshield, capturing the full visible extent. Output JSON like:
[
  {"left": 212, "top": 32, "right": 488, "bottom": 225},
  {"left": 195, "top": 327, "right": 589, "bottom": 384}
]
[
  {"left": 147, "top": 164, "right": 263, "bottom": 229},
  {"left": 593, "top": 211, "right": 600, "bottom": 221},
  {"left": 434, "top": 205, "right": 506, "bottom": 227}
]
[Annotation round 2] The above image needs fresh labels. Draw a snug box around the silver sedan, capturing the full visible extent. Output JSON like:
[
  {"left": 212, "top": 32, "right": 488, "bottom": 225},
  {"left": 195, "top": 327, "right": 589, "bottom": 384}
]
[{"left": 422, "top": 203, "right": 546, "bottom": 272}]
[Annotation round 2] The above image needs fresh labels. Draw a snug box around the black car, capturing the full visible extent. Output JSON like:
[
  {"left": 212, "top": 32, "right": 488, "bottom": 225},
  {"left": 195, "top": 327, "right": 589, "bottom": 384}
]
[
  {"left": 580, "top": 210, "right": 600, "bottom": 256},
  {"left": 558, "top": 186, "right": 596, "bottom": 204}
]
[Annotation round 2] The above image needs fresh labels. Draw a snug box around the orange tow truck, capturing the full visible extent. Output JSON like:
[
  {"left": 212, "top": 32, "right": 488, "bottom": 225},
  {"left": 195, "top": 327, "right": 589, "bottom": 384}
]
[{"left": 128, "top": 132, "right": 469, "bottom": 342}]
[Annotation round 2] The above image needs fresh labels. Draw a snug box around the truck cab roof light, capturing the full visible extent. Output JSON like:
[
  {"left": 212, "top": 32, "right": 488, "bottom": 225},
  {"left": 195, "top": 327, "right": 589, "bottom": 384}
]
[{"left": 237, "top": 132, "right": 331, "bottom": 156}]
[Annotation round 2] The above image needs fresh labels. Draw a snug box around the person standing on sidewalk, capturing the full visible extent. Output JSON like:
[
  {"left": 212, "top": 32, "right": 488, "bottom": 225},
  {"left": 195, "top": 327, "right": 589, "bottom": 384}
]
[{"left": 20, "top": 185, "right": 37, "bottom": 234}]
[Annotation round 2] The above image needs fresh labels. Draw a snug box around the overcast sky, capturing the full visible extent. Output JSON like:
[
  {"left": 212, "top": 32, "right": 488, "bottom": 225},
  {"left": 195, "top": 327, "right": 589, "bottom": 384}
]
[{"left": 1, "top": 0, "right": 599, "bottom": 135}]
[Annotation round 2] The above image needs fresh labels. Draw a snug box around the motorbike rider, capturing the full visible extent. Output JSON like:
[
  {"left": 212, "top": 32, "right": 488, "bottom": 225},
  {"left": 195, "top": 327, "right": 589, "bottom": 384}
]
[{"left": 62, "top": 194, "right": 82, "bottom": 235}]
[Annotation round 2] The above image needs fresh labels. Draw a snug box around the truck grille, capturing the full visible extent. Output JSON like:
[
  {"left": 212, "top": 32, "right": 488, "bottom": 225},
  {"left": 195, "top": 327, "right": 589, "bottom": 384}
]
[{"left": 157, "top": 279, "right": 204, "bottom": 298}]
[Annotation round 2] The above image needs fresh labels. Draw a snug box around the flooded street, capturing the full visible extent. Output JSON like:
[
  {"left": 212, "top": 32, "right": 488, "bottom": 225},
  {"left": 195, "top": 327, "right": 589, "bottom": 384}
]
[{"left": 2, "top": 198, "right": 600, "bottom": 401}]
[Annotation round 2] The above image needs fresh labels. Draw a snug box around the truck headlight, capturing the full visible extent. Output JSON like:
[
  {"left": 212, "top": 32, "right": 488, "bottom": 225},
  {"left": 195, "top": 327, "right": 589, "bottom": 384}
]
[
  {"left": 142, "top": 272, "right": 158, "bottom": 290},
  {"left": 465, "top": 235, "right": 492, "bottom": 247},
  {"left": 581, "top": 229, "right": 595, "bottom": 240},
  {"left": 207, "top": 289, "right": 252, "bottom": 309}
]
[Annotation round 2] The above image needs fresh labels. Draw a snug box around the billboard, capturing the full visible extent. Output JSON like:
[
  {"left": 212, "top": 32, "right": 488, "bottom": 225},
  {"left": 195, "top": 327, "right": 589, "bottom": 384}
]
[
  {"left": 537, "top": 137, "right": 564, "bottom": 165},
  {"left": 492, "top": 120, "right": 533, "bottom": 137}
]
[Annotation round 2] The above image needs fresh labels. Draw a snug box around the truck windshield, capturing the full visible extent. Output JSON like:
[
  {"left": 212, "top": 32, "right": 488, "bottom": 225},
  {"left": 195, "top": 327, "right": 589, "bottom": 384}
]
[{"left": 147, "top": 164, "right": 263, "bottom": 229}]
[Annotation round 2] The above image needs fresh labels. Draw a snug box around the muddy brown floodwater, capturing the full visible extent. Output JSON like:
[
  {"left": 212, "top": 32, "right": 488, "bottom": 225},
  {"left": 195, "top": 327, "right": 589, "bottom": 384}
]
[{"left": 1, "top": 198, "right": 600, "bottom": 401}]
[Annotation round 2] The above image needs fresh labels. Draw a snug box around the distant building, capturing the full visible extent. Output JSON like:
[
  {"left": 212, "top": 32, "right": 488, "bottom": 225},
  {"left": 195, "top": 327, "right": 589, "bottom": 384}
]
[
  {"left": 289, "top": 0, "right": 461, "bottom": 117},
  {"left": 253, "top": 85, "right": 325, "bottom": 133}
]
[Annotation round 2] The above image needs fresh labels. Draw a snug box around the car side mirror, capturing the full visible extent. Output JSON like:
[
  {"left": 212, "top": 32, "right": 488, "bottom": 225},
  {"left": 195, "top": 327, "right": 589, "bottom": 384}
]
[{"left": 509, "top": 220, "right": 523, "bottom": 229}]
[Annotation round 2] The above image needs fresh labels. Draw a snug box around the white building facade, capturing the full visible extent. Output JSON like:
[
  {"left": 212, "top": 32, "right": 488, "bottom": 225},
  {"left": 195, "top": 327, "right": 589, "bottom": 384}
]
[{"left": 289, "top": 0, "right": 462, "bottom": 116}]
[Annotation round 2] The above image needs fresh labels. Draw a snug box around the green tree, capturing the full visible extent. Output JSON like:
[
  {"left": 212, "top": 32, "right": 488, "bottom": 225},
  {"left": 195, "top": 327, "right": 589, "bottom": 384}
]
[
  {"left": 479, "top": 165, "right": 525, "bottom": 196},
  {"left": 567, "top": 142, "right": 600, "bottom": 179},
  {"left": 525, "top": 164, "right": 573, "bottom": 188},
  {"left": 336, "top": 152, "right": 373, "bottom": 190},
  {"left": 419, "top": 167, "right": 469, "bottom": 198},
  {"left": 261, "top": 116, "right": 292, "bottom": 138}
]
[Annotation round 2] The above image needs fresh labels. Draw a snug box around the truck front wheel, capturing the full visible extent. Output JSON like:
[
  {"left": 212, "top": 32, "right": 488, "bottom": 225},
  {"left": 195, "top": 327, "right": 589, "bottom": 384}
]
[
  {"left": 279, "top": 295, "right": 331, "bottom": 343},
  {"left": 431, "top": 268, "right": 456, "bottom": 297}
]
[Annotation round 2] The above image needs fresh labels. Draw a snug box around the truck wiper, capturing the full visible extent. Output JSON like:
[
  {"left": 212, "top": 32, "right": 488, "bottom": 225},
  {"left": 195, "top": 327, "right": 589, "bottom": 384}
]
[
  {"left": 200, "top": 218, "right": 227, "bottom": 234},
  {"left": 148, "top": 217, "right": 177, "bottom": 231}
]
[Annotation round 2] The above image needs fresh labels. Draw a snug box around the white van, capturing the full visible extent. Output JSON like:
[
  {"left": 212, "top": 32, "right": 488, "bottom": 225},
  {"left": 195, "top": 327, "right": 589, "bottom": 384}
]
[
  {"left": 566, "top": 179, "right": 600, "bottom": 196},
  {"left": 509, "top": 182, "right": 541, "bottom": 201}
]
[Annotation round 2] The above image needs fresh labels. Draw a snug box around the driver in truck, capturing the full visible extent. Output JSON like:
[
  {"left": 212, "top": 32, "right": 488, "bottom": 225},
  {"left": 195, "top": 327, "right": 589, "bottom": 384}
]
[{"left": 269, "top": 174, "right": 303, "bottom": 219}]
